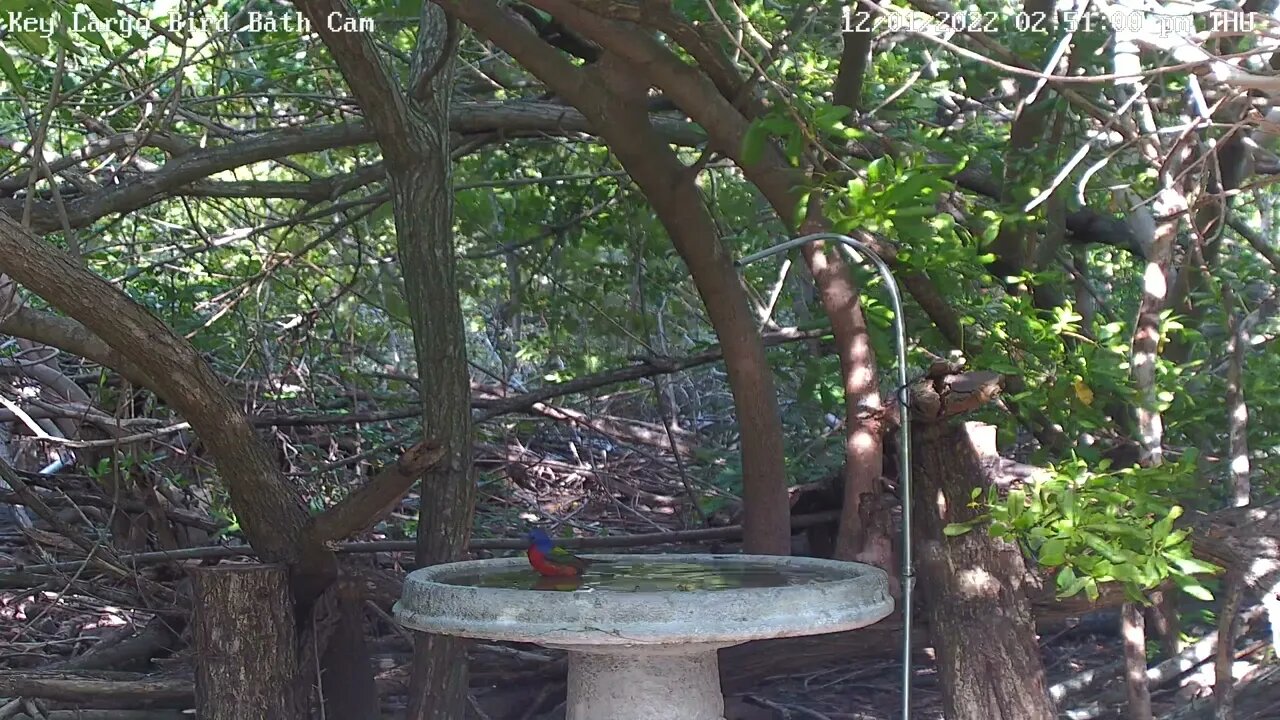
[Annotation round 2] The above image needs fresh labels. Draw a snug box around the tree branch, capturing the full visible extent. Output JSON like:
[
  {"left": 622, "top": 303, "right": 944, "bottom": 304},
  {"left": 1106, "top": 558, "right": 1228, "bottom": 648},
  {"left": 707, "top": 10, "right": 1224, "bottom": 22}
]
[
  {"left": 0, "top": 213, "right": 320, "bottom": 572},
  {"left": 0, "top": 306, "right": 153, "bottom": 388},
  {"left": 437, "top": 0, "right": 595, "bottom": 106},
  {"left": 2, "top": 102, "right": 705, "bottom": 232},
  {"left": 306, "top": 440, "right": 446, "bottom": 543}
]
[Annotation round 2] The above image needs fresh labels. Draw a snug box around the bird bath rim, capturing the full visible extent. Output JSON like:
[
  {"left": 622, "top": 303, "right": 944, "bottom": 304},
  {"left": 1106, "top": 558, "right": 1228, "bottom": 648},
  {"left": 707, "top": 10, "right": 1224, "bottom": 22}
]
[{"left": 393, "top": 553, "right": 894, "bottom": 648}]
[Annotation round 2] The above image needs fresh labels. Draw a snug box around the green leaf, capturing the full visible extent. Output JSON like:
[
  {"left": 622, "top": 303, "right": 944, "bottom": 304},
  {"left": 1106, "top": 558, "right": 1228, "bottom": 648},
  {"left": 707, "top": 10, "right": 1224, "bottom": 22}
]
[
  {"left": 944, "top": 517, "right": 987, "bottom": 536},
  {"left": 783, "top": 131, "right": 805, "bottom": 164},
  {"left": 1079, "top": 530, "right": 1127, "bottom": 564},
  {"left": 1182, "top": 584, "right": 1214, "bottom": 601},
  {"left": 390, "top": 0, "right": 425, "bottom": 16},
  {"left": 1164, "top": 529, "right": 1191, "bottom": 547},
  {"left": 790, "top": 189, "right": 810, "bottom": 231},
  {"left": 1056, "top": 566, "right": 1075, "bottom": 589},
  {"left": 1084, "top": 577, "right": 1100, "bottom": 602},
  {"left": 1005, "top": 488, "right": 1025, "bottom": 523},
  {"left": 813, "top": 104, "right": 852, "bottom": 131},
  {"left": 1038, "top": 537, "right": 1066, "bottom": 566},
  {"left": 78, "top": 29, "right": 110, "bottom": 51},
  {"left": 1152, "top": 515, "right": 1174, "bottom": 544},
  {"left": 741, "top": 121, "right": 770, "bottom": 166},
  {"left": 1111, "top": 562, "right": 1137, "bottom": 583},
  {"left": 1174, "top": 575, "right": 1215, "bottom": 601},
  {"left": 1056, "top": 567, "right": 1089, "bottom": 598},
  {"left": 1083, "top": 521, "right": 1145, "bottom": 540},
  {"left": 82, "top": 0, "right": 118, "bottom": 18},
  {"left": 1171, "top": 557, "right": 1221, "bottom": 576},
  {"left": 888, "top": 206, "right": 937, "bottom": 219},
  {"left": 867, "top": 156, "right": 892, "bottom": 182},
  {"left": 1122, "top": 583, "right": 1147, "bottom": 604},
  {"left": 15, "top": 31, "right": 50, "bottom": 55},
  {"left": 0, "top": 46, "right": 21, "bottom": 87}
]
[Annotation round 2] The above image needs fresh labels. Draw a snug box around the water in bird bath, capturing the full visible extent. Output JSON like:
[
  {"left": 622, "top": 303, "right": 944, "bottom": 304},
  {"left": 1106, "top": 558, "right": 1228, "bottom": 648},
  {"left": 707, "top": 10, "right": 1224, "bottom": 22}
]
[{"left": 443, "top": 556, "right": 850, "bottom": 591}]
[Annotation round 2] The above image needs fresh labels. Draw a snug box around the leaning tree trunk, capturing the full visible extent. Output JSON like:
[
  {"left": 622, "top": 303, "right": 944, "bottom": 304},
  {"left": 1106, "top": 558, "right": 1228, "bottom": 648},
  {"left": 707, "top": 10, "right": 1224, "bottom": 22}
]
[
  {"left": 588, "top": 56, "right": 791, "bottom": 554},
  {"left": 806, "top": 17, "right": 890, "bottom": 573},
  {"left": 433, "top": 8, "right": 796, "bottom": 555},
  {"left": 910, "top": 371, "right": 1057, "bottom": 720}
]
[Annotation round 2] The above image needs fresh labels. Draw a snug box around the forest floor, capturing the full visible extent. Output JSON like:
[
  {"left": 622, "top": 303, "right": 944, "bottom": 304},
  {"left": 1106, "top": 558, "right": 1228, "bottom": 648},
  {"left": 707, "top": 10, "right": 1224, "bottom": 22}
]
[{"left": 0, "top": 428, "right": 1274, "bottom": 718}]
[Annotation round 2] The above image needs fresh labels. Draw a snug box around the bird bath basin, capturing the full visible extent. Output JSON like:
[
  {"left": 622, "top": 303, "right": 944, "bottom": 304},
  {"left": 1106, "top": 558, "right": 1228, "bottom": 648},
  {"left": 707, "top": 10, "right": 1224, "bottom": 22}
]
[{"left": 394, "top": 554, "right": 894, "bottom": 720}]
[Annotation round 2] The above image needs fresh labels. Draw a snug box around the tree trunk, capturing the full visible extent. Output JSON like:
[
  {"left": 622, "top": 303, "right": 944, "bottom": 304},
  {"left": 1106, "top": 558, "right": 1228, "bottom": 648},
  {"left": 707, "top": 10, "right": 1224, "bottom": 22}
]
[
  {"left": 912, "top": 414, "right": 1056, "bottom": 720},
  {"left": 1123, "top": 602, "right": 1154, "bottom": 720},
  {"left": 592, "top": 55, "right": 791, "bottom": 554},
  {"left": 319, "top": 577, "right": 379, "bottom": 718},
  {"left": 390, "top": 9, "right": 475, "bottom": 720},
  {"left": 820, "top": 15, "right": 890, "bottom": 572},
  {"left": 437, "top": 0, "right": 794, "bottom": 556},
  {"left": 191, "top": 565, "right": 302, "bottom": 720},
  {"left": 288, "top": 1, "right": 471, "bottom": 717},
  {"left": 796, "top": 233, "right": 887, "bottom": 569}
]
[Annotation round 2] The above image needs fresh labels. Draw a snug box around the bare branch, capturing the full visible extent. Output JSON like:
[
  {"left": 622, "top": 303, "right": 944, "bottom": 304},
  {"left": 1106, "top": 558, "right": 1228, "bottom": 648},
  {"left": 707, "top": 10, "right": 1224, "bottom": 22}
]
[{"left": 307, "top": 440, "right": 446, "bottom": 543}]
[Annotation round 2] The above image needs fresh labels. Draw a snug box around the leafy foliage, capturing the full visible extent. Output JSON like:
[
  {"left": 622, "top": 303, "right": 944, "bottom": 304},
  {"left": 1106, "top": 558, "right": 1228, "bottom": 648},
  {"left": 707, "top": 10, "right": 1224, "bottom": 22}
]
[
  {"left": 1, "top": 0, "right": 1279, "bottom": 579},
  {"left": 946, "top": 455, "right": 1220, "bottom": 603}
]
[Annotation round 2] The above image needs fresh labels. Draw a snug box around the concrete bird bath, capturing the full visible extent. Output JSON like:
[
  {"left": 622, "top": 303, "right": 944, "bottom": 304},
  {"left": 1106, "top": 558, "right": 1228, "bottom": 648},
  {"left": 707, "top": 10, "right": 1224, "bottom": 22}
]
[{"left": 394, "top": 554, "right": 894, "bottom": 720}]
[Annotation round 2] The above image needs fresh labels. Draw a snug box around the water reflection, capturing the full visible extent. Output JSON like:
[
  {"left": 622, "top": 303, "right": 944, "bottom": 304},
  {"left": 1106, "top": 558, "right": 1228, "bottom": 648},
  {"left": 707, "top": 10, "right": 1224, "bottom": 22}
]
[
  {"left": 443, "top": 559, "right": 852, "bottom": 592},
  {"left": 534, "top": 576, "right": 584, "bottom": 592}
]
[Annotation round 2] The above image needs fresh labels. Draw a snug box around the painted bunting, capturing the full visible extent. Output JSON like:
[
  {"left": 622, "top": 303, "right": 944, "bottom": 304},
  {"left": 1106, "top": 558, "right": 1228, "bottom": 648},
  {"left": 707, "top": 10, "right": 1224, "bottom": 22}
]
[{"left": 525, "top": 528, "right": 597, "bottom": 578}]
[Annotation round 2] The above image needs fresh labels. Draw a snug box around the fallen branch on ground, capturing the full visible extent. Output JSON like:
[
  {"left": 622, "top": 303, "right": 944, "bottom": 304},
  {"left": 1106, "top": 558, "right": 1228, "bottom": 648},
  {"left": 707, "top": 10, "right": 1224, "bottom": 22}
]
[{"left": 0, "top": 671, "right": 190, "bottom": 708}]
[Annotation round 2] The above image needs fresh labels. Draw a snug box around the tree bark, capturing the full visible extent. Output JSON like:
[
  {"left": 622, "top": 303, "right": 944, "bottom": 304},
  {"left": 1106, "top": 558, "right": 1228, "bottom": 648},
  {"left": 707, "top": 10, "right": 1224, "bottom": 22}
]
[
  {"left": 394, "top": 25, "right": 476, "bottom": 720},
  {"left": 1123, "top": 602, "right": 1154, "bottom": 720},
  {"left": 986, "top": 0, "right": 1063, "bottom": 311},
  {"left": 1131, "top": 187, "right": 1183, "bottom": 466},
  {"left": 796, "top": 221, "right": 888, "bottom": 569},
  {"left": 818, "top": 20, "right": 890, "bottom": 571},
  {"left": 1213, "top": 571, "right": 1245, "bottom": 720},
  {"left": 911, "top": 388, "right": 1056, "bottom": 720},
  {"left": 191, "top": 564, "right": 302, "bottom": 720},
  {"left": 319, "top": 577, "right": 379, "bottom": 718},
  {"left": 289, "top": 0, "right": 471, "bottom": 717}
]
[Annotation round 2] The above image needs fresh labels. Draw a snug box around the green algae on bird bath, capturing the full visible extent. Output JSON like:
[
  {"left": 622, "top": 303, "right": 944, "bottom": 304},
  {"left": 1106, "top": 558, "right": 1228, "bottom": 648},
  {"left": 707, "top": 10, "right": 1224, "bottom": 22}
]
[{"left": 441, "top": 557, "right": 852, "bottom": 592}]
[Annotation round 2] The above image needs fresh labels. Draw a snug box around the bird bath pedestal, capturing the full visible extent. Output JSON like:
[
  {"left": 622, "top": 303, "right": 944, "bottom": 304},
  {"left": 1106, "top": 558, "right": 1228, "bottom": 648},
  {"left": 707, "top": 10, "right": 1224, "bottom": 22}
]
[{"left": 394, "top": 554, "right": 894, "bottom": 720}]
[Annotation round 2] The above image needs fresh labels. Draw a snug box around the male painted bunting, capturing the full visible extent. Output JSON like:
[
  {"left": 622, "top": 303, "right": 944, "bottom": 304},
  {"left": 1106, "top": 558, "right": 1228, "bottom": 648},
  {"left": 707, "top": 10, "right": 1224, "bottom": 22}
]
[{"left": 525, "top": 528, "right": 596, "bottom": 578}]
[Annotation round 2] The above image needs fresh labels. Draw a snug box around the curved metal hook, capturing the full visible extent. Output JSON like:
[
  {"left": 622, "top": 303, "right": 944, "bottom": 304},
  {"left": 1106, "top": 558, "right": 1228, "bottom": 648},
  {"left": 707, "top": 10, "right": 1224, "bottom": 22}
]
[{"left": 736, "top": 233, "right": 913, "bottom": 720}]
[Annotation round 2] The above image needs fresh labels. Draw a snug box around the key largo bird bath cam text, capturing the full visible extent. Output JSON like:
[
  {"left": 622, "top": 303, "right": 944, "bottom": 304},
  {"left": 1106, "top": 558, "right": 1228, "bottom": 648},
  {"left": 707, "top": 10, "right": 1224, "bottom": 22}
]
[{"left": 394, "top": 554, "right": 894, "bottom": 720}]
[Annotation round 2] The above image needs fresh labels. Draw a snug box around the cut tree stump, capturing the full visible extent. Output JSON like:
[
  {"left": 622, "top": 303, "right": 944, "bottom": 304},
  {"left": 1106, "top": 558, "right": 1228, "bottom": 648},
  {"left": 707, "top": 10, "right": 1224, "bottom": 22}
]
[{"left": 191, "top": 563, "right": 303, "bottom": 720}]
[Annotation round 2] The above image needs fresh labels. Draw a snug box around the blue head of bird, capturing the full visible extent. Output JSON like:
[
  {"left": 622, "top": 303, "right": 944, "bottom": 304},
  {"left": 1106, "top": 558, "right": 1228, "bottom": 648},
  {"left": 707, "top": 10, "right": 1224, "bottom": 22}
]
[{"left": 526, "top": 527, "right": 554, "bottom": 552}]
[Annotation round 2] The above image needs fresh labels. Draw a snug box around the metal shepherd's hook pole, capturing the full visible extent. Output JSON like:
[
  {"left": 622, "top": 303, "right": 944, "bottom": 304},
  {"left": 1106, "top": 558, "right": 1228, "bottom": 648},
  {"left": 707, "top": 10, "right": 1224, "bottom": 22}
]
[{"left": 736, "top": 233, "right": 913, "bottom": 720}]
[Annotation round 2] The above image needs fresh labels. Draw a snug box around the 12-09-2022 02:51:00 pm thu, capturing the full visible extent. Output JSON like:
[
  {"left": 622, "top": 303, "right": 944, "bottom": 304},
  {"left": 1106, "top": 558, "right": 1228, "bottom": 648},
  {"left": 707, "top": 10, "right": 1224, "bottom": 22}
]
[{"left": 839, "top": 6, "right": 1211, "bottom": 35}]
